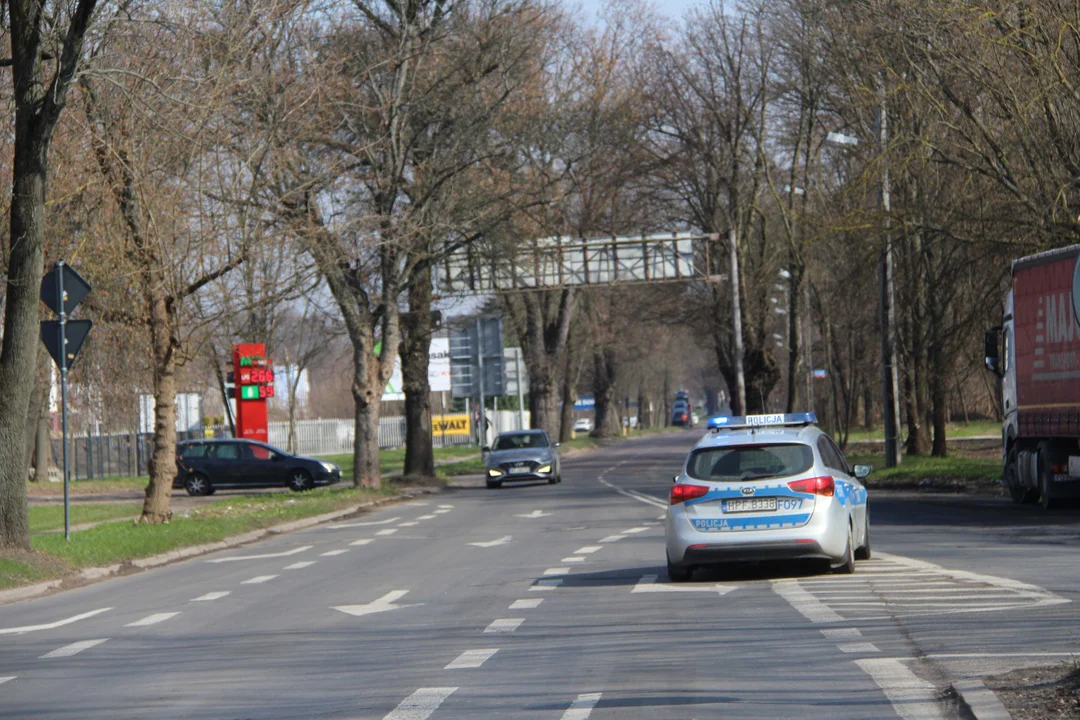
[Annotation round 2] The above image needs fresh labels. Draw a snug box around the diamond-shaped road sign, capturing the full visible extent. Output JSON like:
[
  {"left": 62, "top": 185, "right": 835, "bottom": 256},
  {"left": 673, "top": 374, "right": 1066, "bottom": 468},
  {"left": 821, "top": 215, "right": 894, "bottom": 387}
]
[
  {"left": 40, "top": 262, "right": 92, "bottom": 317},
  {"left": 41, "top": 320, "right": 93, "bottom": 371}
]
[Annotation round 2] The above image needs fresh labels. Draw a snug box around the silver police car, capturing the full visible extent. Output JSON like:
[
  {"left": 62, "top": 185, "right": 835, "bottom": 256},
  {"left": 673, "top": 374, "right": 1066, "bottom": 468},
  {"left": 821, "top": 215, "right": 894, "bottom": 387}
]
[{"left": 665, "top": 413, "right": 871, "bottom": 582}]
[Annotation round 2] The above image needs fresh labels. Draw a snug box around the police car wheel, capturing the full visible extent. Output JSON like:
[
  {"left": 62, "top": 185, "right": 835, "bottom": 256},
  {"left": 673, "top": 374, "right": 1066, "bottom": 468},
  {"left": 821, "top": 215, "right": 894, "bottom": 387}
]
[
  {"left": 833, "top": 524, "right": 856, "bottom": 575},
  {"left": 667, "top": 555, "right": 693, "bottom": 583},
  {"left": 854, "top": 516, "right": 871, "bottom": 561}
]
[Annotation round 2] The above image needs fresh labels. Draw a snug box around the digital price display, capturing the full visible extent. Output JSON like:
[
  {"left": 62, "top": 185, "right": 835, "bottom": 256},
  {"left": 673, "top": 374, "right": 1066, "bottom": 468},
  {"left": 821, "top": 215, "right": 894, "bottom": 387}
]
[
  {"left": 232, "top": 343, "right": 272, "bottom": 443},
  {"left": 238, "top": 365, "right": 275, "bottom": 400}
]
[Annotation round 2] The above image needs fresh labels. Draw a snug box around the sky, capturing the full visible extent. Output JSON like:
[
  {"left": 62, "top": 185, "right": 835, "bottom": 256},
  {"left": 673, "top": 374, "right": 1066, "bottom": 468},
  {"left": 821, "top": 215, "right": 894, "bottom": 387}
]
[{"left": 575, "top": 0, "right": 703, "bottom": 22}]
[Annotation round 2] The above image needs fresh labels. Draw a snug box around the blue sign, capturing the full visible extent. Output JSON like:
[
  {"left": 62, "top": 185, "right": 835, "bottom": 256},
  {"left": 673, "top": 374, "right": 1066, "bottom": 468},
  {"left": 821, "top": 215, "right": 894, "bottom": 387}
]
[{"left": 574, "top": 396, "right": 595, "bottom": 410}]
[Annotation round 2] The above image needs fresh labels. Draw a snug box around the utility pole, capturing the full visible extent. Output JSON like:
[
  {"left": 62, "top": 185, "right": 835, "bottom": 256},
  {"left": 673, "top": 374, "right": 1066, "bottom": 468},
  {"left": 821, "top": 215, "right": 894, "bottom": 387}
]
[
  {"left": 878, "top": 84, "right": 902, "bottom": 468},
  {"left": 728, "top": 228, "right": 747, "bottom": 415}
]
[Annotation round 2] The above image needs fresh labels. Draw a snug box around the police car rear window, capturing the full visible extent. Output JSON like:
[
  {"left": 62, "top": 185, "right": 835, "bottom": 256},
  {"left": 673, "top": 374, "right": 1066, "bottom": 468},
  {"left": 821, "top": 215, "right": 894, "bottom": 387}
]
[{"left": 686, "top": 444, "right": 814, "bottom": 482}]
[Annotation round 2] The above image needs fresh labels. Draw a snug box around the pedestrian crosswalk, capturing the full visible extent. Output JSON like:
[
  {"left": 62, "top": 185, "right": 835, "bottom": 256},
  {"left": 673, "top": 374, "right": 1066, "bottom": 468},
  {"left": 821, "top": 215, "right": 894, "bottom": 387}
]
[{"left": 774, "top": 551, "right": 1069, "bottom": 622}]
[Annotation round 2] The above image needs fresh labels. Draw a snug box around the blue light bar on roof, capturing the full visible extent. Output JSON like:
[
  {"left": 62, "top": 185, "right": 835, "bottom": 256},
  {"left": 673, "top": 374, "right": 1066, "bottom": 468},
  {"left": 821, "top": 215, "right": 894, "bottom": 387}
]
[{"left": 706, "top": 412, "right": 817, "bottom": 430}]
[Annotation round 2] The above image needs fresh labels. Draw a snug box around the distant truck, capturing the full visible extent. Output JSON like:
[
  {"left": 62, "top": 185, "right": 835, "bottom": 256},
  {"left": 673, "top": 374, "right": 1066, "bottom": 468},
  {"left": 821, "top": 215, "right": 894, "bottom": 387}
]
[{"left": 985, "top": 245, "right": 1080, "bottom": 508}]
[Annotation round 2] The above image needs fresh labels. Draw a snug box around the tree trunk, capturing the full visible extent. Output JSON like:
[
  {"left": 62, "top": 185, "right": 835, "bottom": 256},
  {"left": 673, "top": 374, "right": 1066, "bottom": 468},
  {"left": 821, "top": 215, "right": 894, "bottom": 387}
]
[
  {"left": 26, "top": 350, "right": 51, "bottom": 480},
  {"left": 559, "top": 372, "right": 575, "bottom": 443},
  {"left": 862, "top": 380, "right": 874, "bottom": 431},
  {"left": 785, "top": 266, "right": 803, "bottom": 413},
  {"left": 506, "top": 289, "right": 576, "bottom": 438},
  {"left": 140, "top": 296, "right": 179, "bottom": 524},
  {"left": 351, "top": 336, "right": 385, "bottom": 489},
  {"left": 637, "top": 388, "right": 650, "bottom": 429},
  {"left": 592, "top": 348, "right": 619, "bottom": 437},
  {"left": 401, "top": 264, "right": 434, "bottom": 478}
]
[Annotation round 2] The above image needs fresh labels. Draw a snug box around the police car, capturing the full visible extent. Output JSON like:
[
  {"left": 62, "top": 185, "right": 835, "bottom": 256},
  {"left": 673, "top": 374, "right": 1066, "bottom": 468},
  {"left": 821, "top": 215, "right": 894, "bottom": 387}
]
[{"left": 665, "top": 413, "right": 871, "bottom": 582}]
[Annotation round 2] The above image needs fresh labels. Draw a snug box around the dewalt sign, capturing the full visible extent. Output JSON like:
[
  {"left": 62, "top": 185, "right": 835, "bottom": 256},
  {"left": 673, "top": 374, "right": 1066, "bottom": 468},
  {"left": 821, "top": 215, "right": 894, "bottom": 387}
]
[{"left": 433, "top": 414, "right": 471, "bottom": 437}]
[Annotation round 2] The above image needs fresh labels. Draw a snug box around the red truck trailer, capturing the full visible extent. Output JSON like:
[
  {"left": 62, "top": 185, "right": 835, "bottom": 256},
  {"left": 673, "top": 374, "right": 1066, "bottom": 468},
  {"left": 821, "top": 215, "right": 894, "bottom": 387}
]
[{"left": 986, "top": 244, "right": 1080, "bottom": 508}]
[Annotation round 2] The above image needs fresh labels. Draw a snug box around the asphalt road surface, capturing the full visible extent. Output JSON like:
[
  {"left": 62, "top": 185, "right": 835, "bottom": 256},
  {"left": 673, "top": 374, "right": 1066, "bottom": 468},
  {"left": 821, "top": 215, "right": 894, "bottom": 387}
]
[{"left": 2, "top": 432, "right": 1078, "bottom": 719}]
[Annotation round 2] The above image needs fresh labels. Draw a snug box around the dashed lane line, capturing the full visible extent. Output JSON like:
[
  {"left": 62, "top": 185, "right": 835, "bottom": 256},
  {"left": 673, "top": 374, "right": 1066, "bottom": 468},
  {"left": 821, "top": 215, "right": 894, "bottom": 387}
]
[
  {"left": 838, "top": 642, "right": 881, "bottom": 653},
  {"left": 560, "top": 692, "right": 603, "bottom": 720},
  {"left": 321, "top": 549, "right": 349, "bottom": 557},
  {"left": 575, "top": 546, "right": 602, "bottom": 554},
  {"left": 350, "top": 539, "right": 374, "bottom": 546},
  {"left": 125, "top": 613, "right": 180, "bottom": 628},
  {"left": 0, "top": 677, "right": 13, "bottom": 685},
  {"left": 40, "top": 639, "right": 109, "bottom": 659},
  {"left": 438, "top": 505, "right": 454, "bottom": 509},
  {"left": 377, "top": 529, "right": 399, "bottom": 536},
  {"left": 284, "top": 561, "right": 317, "bottom": 570},
  {"left": 599, "top": 535, "right": 625, "bottom": 543},
  {"left": 544, "top": 567, "right": 570, "bottom": 576},
  {"left": 822, "top": 628, "right": 862, "bottom": 639},
  {"left": 854, "top": 658, "right": 943, "bottom": 720},
  {"left": 417, "top": 515, "right": 437, "bottom": 520},
  {"left": 622, "top": 527, "right": 649, "bottom": 534},
  {"left": 191, "top": 591, "right": 230, "bottom": 602},
  {"left": 383, "top": 687, "right": 457, "bottom": 720},
  {"left": 444, "top": 649, "right": 499, "bottom": 669},
  {"left": 0, "top": 608, "right": 112, "bottom": 636},
  {"left": 434, "top": 509, "right": 452, "bottom": 515},
  {"left": 242, "top": 575, "right": 278, "bottom": 585},
  {"left": 206, "top": 546, "right": 311, "bottom": 563},
  {"left": 511, "top": 599, "right": 543, "bottom": 609},
  {"left": 598, "top": 477, "right": 667, "bottom": 509},
  {"left": 484, "top": 618, "right": 524, "bottom": 633},
  {"left": 561, "top": 557, "right": 586, "bottom": 563},
  {"left": 398, "top": 522, "right": 419, "bottom": 527}
]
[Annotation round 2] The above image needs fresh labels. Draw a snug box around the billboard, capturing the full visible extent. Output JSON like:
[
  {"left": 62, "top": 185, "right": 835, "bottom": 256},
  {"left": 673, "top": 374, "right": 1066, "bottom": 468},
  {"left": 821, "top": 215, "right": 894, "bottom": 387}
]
[{"left": 382, "top": 337, "right": 453, "bottom": 401}]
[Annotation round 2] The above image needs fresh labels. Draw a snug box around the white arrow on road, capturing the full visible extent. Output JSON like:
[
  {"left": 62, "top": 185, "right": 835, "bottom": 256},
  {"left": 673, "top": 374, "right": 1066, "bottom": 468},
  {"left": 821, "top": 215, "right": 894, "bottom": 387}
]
[
  {"left": 0, "top": 608, "right": 111, "bottom": 636},
  {"left": 632, "top": 574, "right": 737, "bottom": 595},
  {"left": 328, "top": 516, "right": 400, "bottom": 529},
  {"left": 207, "top": 546, "right": 312, "bottom": 563},
  {"left": 333, "top": 590, "right": 423, "bottom": 617},
  {"left": 515, "top": 510, "right": 551, "bottom": 519},
  {"left": 469, "top": 536, "right": 512, "bottom": 548}
]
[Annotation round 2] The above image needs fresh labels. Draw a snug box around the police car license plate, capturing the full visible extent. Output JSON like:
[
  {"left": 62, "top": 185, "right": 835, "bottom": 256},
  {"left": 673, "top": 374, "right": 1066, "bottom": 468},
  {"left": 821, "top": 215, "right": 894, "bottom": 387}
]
[{"left": 724, "top": 497, "right": 777, "bottom": 513}]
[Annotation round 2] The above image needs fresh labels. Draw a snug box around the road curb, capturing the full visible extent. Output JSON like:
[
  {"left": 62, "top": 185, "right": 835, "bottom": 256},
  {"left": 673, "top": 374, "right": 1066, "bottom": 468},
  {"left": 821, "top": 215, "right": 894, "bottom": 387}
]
[
  {"left": 952, "top": 679, "right": 1012, "bottom": 720},
  {"left": 0, "top": 494, "right": 410, "bottom": 606}
]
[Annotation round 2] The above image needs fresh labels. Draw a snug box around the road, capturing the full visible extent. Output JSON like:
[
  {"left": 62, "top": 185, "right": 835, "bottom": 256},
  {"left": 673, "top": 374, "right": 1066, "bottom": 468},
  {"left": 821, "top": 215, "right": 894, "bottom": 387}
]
[{"left": 1, "top": 432, "right": 1077, "bottom": 719}]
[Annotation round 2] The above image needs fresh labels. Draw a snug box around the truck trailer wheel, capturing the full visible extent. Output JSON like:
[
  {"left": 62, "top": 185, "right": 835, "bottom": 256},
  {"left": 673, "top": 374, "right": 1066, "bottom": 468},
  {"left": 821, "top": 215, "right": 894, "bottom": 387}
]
[
  {"left": 1005, "top": 448, "right": 1037, "bottom": 505},
  {"left": 1039, "top": 445, "right": 1060, "bottom": 511}
]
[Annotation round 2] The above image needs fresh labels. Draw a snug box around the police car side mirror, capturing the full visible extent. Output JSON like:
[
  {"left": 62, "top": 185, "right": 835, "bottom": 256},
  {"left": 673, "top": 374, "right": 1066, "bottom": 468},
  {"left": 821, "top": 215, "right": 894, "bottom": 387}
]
[
  {"left": 673, "top": 475, "right": 679, "bottom": 483},
  {"left": 853, "top": 464, "right": 872, "bottom": 480}
]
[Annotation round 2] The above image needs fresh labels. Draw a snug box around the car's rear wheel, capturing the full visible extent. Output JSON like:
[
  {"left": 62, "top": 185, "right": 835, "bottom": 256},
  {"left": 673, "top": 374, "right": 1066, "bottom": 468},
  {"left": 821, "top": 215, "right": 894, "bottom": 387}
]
[
  {"left": 667, "top": 553, "right": 693, "bottom": 583},
  {"left": 486, "top": 479, "right": 502, "bottom": 489},
  {"left": 185, "top": 473, "right": 211, "bottom": 497},
  {"left": 833, "top": 523, "right": 856, "bottom": 574},
  {"left": 289, "top": 470, "right": 314, "bottom": 492},
  {"left": 855, "top": 514, "right": 872, "bottom": 561}
]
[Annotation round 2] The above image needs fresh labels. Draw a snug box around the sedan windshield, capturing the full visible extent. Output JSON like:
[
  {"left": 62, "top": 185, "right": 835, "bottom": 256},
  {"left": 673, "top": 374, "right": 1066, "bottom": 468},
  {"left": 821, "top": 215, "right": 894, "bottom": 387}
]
[
  {"left": 493, "top": 433, "right": 549, "bottom": 451},
  {"left": 686, "top": 444, "right": 814, "bottom": 482}
]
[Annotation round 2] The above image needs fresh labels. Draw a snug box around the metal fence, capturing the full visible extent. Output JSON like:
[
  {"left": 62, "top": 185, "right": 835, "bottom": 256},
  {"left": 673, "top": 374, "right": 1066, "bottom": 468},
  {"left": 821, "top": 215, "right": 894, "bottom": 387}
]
[{"left": 51, "top": 412, "right": 508, "bottom": 480}]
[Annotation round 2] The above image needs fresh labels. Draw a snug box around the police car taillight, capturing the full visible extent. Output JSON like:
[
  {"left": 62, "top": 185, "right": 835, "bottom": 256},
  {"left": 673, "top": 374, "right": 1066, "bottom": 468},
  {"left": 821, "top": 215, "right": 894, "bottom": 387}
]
[
  {"left": 670, "top": 484, "right": 709, "bottom": 504},
  {"left": 787, "top": 476, "right": 835, "bottom": 496}
]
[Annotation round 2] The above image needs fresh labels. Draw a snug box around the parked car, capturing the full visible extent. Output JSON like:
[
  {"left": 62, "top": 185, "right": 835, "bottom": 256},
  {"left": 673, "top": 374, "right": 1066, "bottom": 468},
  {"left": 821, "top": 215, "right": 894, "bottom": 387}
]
[
  {"left": 573, "top": 417, "right": 594, "bottom": 433},
  {"left": 483, "top": 429, "right": 561, "bottom": 489},
  {"left": 173, "top": 439, "right": 341, "bottom": 496}
]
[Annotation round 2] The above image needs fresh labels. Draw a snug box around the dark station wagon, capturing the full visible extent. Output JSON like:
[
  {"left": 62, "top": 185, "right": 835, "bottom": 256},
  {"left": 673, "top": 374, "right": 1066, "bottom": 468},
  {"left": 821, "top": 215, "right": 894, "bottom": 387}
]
[{"left": 173, "top": 438, "right": 341, "bottom": 496}]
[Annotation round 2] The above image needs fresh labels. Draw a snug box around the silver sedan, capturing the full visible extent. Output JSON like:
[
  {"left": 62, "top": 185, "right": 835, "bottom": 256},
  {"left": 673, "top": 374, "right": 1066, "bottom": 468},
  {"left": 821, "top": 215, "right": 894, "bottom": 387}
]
[
  {"left": 483, "top": 429, "right": 561, "bottom": 489},
  {"left": 665, "top": 414, "right": 871, "bottom": 582}
]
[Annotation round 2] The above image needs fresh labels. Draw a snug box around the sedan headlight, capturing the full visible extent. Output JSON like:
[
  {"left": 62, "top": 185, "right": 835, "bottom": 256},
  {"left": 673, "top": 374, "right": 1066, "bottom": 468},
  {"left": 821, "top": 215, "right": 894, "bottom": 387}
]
[
  {"left": 488, "top": 468, "right": 504, "bottom": 477},
  {"left": 320, "top": 461, "right": 338, "bottom": 473},
  {"left": 537, "top": 465, "right": 552, "bottom": 474}
]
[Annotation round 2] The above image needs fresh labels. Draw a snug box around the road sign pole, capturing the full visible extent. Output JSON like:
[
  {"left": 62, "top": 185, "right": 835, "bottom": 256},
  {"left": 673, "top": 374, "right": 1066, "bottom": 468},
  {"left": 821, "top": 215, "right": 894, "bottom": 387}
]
[
  {"left": 515, "top": 348, "right": 525, "bottom": 430},
  {"left": 476, "top": 318, "right": 486, "bottom": 447},
  {"left": 58, "top": 259, "right": 70, "bottom": 542}
]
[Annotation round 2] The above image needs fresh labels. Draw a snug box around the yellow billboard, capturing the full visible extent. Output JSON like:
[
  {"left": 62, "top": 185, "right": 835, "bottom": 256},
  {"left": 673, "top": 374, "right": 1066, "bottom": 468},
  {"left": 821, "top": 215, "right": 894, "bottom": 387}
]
[{"left": 433, "top": 414, "right": 471, "bottom": 437}]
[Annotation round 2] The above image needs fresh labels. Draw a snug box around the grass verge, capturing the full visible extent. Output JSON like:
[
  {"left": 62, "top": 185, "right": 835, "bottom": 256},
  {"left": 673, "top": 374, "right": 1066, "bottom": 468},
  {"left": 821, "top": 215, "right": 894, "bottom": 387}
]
[
  {"left": 1, "top": 484, "right": 395, "bottom": 591},
  {"left": 844, "top": 420, "right": 999, "bottom": 444},
  {"left": 848, "top": 452, "right": 1001, "bottom": 490},
  {"left": 30, "top": 504, "right": 141, "bottom": 534}
]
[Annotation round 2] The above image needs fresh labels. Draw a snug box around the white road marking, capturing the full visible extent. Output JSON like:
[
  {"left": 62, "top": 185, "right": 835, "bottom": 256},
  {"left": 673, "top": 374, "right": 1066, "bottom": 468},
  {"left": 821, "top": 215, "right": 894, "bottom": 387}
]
[
  {"left": 469, "top": 536, "right": 512, "bottom": 548},
  {"left": 772, "top": 580, "right": 844, "bottom": 623},
  {"left": 561, "top": 557, "right": 586, "bottom": 563},
  {"left": 922, "top": 652, "right": 1080, "bottom": 659},
  {"left": 350, "top": 539, "right": 375, "bottom": 546},
  {"left": 242, "top": 575, "right": 278, "bottom": 584},
  {"left": 544, "top": 567, "right": 570, "bottom": 576},
  {"left": 398, "top": 522, "right": 419, "bottom": 527},
  {"left": 438, "top": 504, "right": 454, "bottom": 509},
  {"left": 515, "top": 510, "right": 551, "bottom": 519},
  {"left": 383, "top": 687, "right": 457, "bottom": 720},
  {"left": 511, "top": 598, "right": 543, "bottom": 609},
  {"left": 531, "top": 579, "right": 562, "bottom": 591},
  {"left": 125, "top": 612, "right": 180, "bottom": 628},
  {"left": 41, "top": 638, "right": 108, "bottom": 659},
  {"left": 838, "top": 642, "right": 880, "bottom": 653},
  {"left": 634, "top": 574, "right": 737, "bottom": 595},
  {"left": 0, "top": 677, "right": 13, "bottom": 686},
  {"left": 191, "top": 591, "right": 230, "bottom": 602},
  {"left": 0, "top": 608, "right": 112, "bottom": 636},
  {"left": 485, "top": 618, "right": 524, "bottom": 633},
  {"left": 561, "top": 692, "right": 603, "bottom": 719},
  {"left": 822, "top": 628, "right": 862, "bottom": 639},
  {"left": 599, "top": 477, "right": 667, "bottom": 509},
  {"left": 855, "top": 658, "right": 943, "bottom": 720},
  {"left": 377, "top": 529, "right": 399, "bottom": 536},
  {"left": 417, "top": 515, "right": 437, "bottom": 520},
  {"left": 333, "top": 590, "right": 423, "bottom": 617},
  {"left": 285, "top": 561, "right": 317, "bottom": 570},
  {"left": 575, "top": 546, "right": 602, "bottom": 554},
  {"left": 207, "top": 546, "right": 311, "bottom": 563},
  {"left": 444, "top": 649, "right": 499, "bottom": 669},
  {"left": 434, "top": 509, "right": 452, "bottom": 515},
  {"left": 622, "top": 527, "right": 649, "bottom": 534},
  {"left": 599, "top": 535, "right": 625, "bottom": 543},
  {"left": 321, "top": 549, "right": 349, "bottom": 557},
  {"left": 330, "top": 517, "right": 400, "bottom": 529}
]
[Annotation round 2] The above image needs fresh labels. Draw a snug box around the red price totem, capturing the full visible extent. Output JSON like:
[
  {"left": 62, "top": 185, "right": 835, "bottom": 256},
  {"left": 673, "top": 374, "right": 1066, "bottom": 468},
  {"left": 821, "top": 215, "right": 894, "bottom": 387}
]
[{"left": 231, "top": 343, "right": 275, "bottom": 442}]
